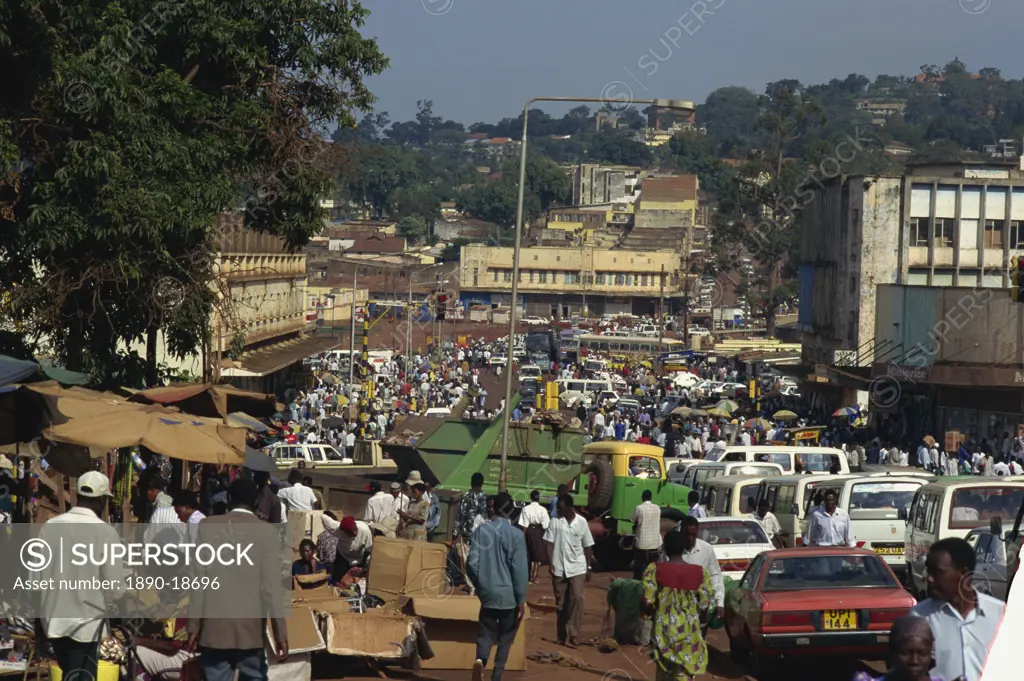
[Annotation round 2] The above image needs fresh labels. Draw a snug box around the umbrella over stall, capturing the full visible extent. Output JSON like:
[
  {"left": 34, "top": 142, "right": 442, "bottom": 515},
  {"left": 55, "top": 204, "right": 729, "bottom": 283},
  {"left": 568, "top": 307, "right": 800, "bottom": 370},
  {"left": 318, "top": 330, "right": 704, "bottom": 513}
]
[{"left": 128, "top": 383, "right": 278, "bottom": 419}]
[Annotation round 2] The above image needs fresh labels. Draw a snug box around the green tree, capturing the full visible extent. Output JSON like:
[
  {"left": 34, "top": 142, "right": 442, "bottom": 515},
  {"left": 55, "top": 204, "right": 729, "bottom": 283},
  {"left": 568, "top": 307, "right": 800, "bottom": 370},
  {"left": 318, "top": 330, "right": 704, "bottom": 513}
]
[
  {"left": 0, "top": 0, "right": 387, "bottom": 383},
  {"left": 697, "top": 86, "right": 763, "bottom": 156},
  {"left": 396, "top": 215, "right": 428, "bottom": 244},
  {"left": 713, "top": 81, "right": 823, "bottom": 336},
  {"left": 340, "top": 144, "right": 416, "bottom": 217}
]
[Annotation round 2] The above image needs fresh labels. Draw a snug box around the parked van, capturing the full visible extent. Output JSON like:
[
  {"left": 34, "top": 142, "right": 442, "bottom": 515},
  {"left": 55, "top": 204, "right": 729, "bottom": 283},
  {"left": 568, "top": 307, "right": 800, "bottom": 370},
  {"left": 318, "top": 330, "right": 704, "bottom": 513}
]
[
  {"left": 709, "top": 445, "right": 850, "bottom": 475},
  {"left": 266, "top": 442, "right": 349, "bottom": 467},
  {"left": 754, "top": 474, "right": 862, "bottom": 548},
  {"left": 673, "top": 462, "right": 785, "bottom": 498},
  {"left": 704, "top": 475, "right": 775, "bottom": 518},
  {"left": 905, "top": 479, "right": 1024, "bottom": 598},
  {"left": 833, "top": 475, "right": 934, "bottom": 576},
  {"left": 583, "top": 358, "right": 609, "bottom": 373}
]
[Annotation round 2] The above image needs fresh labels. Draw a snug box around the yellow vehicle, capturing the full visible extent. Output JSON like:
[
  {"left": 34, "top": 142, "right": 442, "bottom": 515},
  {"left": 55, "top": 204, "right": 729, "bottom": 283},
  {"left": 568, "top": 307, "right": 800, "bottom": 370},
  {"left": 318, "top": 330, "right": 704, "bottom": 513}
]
[{"left": 608, "top": 354, "right": 629, "bottom": 371}]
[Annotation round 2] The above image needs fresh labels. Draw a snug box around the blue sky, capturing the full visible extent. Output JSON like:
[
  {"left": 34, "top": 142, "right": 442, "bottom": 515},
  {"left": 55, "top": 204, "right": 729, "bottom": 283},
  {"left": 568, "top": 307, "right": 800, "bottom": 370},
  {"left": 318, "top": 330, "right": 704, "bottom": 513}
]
[{"left": 360, "top": 0, "right": 1021, "bottom": 124}]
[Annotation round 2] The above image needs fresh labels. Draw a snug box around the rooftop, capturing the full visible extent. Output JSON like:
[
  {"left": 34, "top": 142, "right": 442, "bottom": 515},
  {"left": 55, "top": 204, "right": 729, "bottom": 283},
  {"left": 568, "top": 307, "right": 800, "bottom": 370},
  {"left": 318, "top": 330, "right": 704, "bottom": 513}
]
[{"left": 639, "top": 175, "right": 698, "bottom": 203}]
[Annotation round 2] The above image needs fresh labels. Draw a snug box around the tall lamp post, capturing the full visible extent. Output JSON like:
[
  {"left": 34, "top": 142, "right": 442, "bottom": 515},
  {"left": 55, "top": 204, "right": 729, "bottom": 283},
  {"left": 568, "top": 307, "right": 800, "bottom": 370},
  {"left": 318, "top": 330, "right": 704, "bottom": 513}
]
[{"left": 497, "top": 96, "right": 694, "bottom": 493}]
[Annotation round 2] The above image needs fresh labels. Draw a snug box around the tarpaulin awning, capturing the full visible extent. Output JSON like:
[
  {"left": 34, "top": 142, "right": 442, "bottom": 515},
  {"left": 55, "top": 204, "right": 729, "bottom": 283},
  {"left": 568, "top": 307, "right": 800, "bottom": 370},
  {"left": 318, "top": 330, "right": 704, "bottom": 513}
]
[
  {"left": 228, "top": 336, "right": 341, "bottom": 377},
  {"left": 37, "top": 359, "right": 90, "bottom": 386},
  {"left": 129, "top": 383, "right": 278, "bottom": 418},
  {"left": 0, "top": 355, "right": 38, "bottom": 386},
  {"left": 25, "top": 382, "right": 246, "bottom": 462},
  {"left": 227, "top": 412, "right": 269, "bottom": 433},
  {"left": 47, "top": 405, "right": 244, "bottom": 465}
]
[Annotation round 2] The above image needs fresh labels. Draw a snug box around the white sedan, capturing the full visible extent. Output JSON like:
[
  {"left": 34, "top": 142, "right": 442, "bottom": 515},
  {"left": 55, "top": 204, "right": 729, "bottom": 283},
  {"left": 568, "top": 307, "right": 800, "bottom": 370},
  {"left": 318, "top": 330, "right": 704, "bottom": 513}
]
[{"left": 697, "top": 518, "right": 774, "bottom": 581}]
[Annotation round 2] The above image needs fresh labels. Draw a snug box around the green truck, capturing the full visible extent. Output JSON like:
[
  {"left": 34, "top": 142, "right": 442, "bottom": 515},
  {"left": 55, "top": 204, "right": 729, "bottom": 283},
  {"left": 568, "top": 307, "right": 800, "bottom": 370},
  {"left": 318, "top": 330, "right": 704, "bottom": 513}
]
[{"left": 383, "top": 396, "right": 692, "bottom": 567}]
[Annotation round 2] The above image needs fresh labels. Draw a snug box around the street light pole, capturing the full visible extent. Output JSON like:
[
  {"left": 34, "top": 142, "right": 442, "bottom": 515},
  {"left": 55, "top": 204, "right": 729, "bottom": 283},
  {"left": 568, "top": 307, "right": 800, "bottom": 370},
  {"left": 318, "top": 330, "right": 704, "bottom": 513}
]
[
  {"left": 349, "top": 266, "right": 358, "bottom": 386},
  {"left": 497, "top": 95, "right": 694, "bottom": 493}
]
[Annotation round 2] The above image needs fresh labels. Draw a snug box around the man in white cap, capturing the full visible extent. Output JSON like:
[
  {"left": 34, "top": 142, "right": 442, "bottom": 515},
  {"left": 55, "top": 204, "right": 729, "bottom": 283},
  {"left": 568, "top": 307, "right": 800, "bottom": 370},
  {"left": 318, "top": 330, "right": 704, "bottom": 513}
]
[{"left": 39, "top": 471, "right": 127, "bottom": 681}]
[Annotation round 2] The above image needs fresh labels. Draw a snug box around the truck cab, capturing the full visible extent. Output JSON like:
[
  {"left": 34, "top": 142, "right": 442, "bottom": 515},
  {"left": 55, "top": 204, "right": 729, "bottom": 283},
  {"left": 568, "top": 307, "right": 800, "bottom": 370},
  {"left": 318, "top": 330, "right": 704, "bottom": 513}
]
[{"left": 581, "top": 441, "right": 691, "bottom": 536}]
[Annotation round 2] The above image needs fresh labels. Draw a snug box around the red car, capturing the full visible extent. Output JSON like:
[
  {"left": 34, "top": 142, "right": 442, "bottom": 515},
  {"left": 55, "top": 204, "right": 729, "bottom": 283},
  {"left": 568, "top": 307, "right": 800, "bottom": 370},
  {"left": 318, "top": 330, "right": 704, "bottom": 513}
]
[{"left": 725, "top": 547, "right": 916, "bottom": 676}]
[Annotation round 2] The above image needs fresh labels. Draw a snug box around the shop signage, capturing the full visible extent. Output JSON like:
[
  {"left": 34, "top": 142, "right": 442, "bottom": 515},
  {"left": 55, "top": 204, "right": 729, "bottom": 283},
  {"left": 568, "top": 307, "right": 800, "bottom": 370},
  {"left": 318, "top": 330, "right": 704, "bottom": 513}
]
[{"left": 886, "top": 364, "right": 928, "bottom": 382}]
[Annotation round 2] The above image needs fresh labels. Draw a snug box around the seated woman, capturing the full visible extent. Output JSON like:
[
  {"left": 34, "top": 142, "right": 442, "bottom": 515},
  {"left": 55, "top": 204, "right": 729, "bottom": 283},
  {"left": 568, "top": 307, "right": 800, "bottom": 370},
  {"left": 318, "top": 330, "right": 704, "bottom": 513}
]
[{"left": 292, "top": 539, "right": 324, "bottom": 576}]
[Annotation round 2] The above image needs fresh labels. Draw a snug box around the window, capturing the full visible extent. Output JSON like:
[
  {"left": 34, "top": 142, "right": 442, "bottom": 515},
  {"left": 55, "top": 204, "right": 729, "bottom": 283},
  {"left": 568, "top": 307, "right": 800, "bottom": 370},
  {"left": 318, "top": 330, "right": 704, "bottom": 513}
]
[
  {"left": 564, "top": 272, "right": 572, "bottom": 284},
  {"left": 493, "top": 270, "right": 499, "bottom": 282},
  {"left": 503, "top": 270, "right": 512, "bottom": 282},
  {"left": 910, "top": 217, "right": 929, "bottom": 246},
  {"left": 528, "top": 270, "right": 534, "bottom": 283},
  {"left": 949, "top": 486, "right": 1024, "bottom": 529},
  {"left": 539, "top": 271, "right": 547, "bottom": 283},
  {"left": 775, "top": 485, "right": 796, "bottom": 514},
  {"left": 933, "top": 217, "right": 954, "bottom": 248},
  {"left": 473, "top": 268, "right": 479, "bottom": 286},
  {"left": 596, "top": 273, "right": 606, "bottom": 284},
  {"left": 615, "top": 273, "right": 626, "bottom": 285},
  {"left": 984, "top": 220, "right": 1005, "bottom": 249},
  {"left": 633, "top": 274, "right": 640, "bottom": 286},
  {"left": 641, "top": 274, "right": 649, "bottom": 286},
  {"left": 848, "top": 481, "right": 922, "bottom": 519},
  {"left": 1011, "top": 221, "right": 1024, "bottom": 249},
  {"left": 556, "top": 255, "right": 561, "bottom": 262}
]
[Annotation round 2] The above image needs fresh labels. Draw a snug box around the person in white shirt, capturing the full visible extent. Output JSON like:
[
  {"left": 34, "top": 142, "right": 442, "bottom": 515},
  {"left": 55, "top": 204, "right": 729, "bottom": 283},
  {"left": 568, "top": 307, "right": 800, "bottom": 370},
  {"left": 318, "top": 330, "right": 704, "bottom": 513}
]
[
  {"left": 993, "top": 456, "right": 1011, "bottom": 476},
  {"left": 39, "top": 472, "right": 128, "bottom": 681},
  {"left": 335, "top": 515, "right": 373, "bottom": 576},
  {"left": 517, "top": 489, "right": 550, "bottom": 583},
  {"left": 687, "top": 490, "right": 706, "bottom": 518},
  {"left": 631, "top": 490, "right": 662, "bottom": 580},
  {"left": 543, "top": 494, "right": 594, "bottom": 648},
  {"left": 345, "top": 431, "right": 356, "bottom": 450},
  {"left": 750, "top": 498, "right": 784, "bottom": 547},
  {"left": 277, "top": 470, "right": 320, "bottom": 512},
  {"left": 675, "top": 516, "right": 725, "bottom": 626},
  {"left": 144, "top": 475, "right": 184, "bottom": 544},
  {"left": 765, "top": 427, "right": 777, "bottom": 442},
  {"left": 910, "top": 538, "right": 1004, "bottom": 681},
  {"left": 364, "top": 480, "right": 397, "bottom": 534},
  {"left": 390, "top": 482, "right": 410, "bottom": 519},
  {"left": 803, "top": 489, "right": 854, "bottom": 547},
  {"left": 917, "top": 442, "right": 931, "bottom": 471},
  {"left": 898, "top": 447, "right": 909, "bottom": 467},
  {"left": 1011, "top": 459, "right": 1023, "bottom": 476},
  {"left": 738, "top": 430, "right": 752, "bottom": 446}
]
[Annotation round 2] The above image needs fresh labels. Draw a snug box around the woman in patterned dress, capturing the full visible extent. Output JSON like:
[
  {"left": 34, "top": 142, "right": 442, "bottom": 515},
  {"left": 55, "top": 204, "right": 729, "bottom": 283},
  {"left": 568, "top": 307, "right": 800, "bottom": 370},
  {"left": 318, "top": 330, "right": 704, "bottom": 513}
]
[{"left": 641, "top": 530, "right": 714, "bottom": 681}]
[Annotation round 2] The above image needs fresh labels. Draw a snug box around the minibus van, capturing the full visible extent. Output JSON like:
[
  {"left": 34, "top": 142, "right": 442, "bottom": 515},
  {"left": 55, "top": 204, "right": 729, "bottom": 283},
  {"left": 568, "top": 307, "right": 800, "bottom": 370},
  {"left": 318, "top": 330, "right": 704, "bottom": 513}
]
[
  {"left": 674, "top": 462, "right": 785, "bottom": 499},
  {"left": 708, "top": 445, "right": 850, "bottom": 475},
  {"left": 904, "top": 479, "right": 1024, "bottom": 598},
  {"left": 755, "top": 474, "right": 862, "bottom": 547},
  {"left": 703, "top": 475, "right": 775, "bottom": 518}
]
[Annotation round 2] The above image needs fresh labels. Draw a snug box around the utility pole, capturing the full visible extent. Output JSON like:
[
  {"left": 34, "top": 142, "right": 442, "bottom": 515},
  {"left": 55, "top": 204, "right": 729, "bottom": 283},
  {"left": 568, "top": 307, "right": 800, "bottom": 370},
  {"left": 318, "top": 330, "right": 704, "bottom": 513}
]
[
  {"left": 407, "top": 271, "right": 413, "bottom": 371},
  {"left": 658, "top": 264, "right": 665, "bottom": 354},
  {"left": 348, "top": 266, "right": 358, "bottom": 386}
]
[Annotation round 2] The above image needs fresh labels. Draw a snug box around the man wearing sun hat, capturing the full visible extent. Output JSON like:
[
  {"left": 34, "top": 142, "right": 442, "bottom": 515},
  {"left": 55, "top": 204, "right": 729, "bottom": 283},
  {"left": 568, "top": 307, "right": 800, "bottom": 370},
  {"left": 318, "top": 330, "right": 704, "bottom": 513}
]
[{"left": 39, "top": 471, "right": 127, "bottom": 681}]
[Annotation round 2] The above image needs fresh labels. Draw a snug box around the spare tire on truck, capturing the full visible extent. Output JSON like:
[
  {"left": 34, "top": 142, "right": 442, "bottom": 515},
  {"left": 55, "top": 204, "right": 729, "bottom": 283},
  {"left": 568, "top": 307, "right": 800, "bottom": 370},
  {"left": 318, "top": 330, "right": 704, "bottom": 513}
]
[{"left": 584, "top": 459, "right": 614, "bottom": 512}]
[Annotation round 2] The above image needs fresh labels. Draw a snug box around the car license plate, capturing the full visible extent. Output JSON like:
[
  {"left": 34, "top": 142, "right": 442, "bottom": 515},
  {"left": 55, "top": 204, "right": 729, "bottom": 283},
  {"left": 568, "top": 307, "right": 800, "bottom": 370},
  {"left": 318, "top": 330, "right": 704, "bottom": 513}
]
[
  {"left": 824, "top": 610, "right": 857, "bottom": 630},
  {"left": 873, "top": 546, "right": 904, "bottom": 555}
]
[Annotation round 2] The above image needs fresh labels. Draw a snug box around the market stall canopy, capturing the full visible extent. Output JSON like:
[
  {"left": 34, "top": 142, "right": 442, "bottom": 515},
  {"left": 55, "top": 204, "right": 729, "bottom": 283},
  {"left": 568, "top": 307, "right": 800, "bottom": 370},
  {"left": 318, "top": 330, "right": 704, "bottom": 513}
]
[
  {"left": 0, "top": 385, "right": 51, "bottom": 445},
  {"left": 227, "top": 411, "right": 269, "bottom": 433},
  {"left": 24, "top": 381, "right": 246, "bottom": 461},
  {"left": 0, "top": 355, "right": 89, "bottom": 387},
  {"left": 0, "top": 355, "right": 39, "bottom": 386},
  {"left": 128, "top": 383, "right": 278, "bottom": 418},
  {"left": 47, "top": 405, "right": 244, "bottom": 465}
]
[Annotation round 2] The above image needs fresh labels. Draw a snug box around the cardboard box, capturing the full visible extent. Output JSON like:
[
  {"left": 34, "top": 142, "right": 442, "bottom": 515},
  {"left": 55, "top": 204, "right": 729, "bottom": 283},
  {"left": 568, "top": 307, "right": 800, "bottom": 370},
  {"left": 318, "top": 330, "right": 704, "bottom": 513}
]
[
  {"left": 367, "top": 537, "right": 447, "bottom": 601},
  {"left": 402, "top": 596, "right": 528, "bottom": 671},
  {"left": 323, "top": 609, "right": 417, "bottom": 658},
  {"left": 267, "top": 605, "right": 326, "bottom": 655}
]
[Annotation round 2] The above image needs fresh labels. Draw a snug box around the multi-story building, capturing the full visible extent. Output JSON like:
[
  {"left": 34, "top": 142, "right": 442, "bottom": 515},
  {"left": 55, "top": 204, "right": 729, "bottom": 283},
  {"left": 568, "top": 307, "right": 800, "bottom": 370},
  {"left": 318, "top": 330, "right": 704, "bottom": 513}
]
[
  {"left": 459, "top": 244, "right": 681, "bottom": 318},
  {"left": 798, "top": 159, "right": 1024, "bottom": 408},
  {"left": 125, "top": 214, "right": 337, "bottom": 393},
  {"left": 635, "top": 175, "right": 698, "bottom": 230},
  {"left": 566, "top": 163, "right": 643, "bottom": 206}
]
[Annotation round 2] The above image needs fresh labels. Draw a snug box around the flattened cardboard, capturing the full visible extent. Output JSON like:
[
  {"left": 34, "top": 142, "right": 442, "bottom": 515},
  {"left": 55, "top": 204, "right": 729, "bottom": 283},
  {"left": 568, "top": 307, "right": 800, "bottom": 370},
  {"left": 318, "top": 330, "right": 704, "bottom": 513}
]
[
  {"left": 266, "top": 605, "right": 326, "bottom": 655},
  {"left": 367, "top": 537, "right": 447, "bottom": 601},
  {"left": 402, "top": 596, "right": 528, "bottom": 671},
  {"left": 324, "top": 609, "right": 416, "bottom": 658}
]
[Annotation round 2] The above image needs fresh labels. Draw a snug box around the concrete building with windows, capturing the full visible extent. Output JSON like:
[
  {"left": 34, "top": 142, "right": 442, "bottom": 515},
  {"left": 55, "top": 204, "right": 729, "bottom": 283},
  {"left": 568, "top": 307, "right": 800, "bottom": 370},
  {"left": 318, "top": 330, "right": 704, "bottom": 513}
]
[
  {"left": 459, "top": 243, "right": 681, "bottom": 319},
  {"left": 797, "top": 159, "right": 1024, "bottom": 409}
]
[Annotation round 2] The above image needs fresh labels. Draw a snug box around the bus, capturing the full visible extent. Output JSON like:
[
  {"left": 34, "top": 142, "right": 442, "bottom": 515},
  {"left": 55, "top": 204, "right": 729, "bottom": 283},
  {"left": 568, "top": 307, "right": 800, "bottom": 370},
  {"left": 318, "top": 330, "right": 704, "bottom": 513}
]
[
  {"left": 576, "top": 334, "right": 683, "bottom": 358},
  {"left": 525, "top": 330, "right": 557, "bottom": 366}
]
